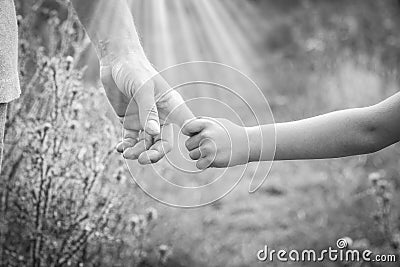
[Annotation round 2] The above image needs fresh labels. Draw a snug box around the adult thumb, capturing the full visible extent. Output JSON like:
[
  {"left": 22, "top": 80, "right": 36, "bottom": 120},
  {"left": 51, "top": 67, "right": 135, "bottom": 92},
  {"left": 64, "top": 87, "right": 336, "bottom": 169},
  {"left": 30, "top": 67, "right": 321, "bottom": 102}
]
[{"left": 135, "top": 82, "right": 160, "bottom": 136}]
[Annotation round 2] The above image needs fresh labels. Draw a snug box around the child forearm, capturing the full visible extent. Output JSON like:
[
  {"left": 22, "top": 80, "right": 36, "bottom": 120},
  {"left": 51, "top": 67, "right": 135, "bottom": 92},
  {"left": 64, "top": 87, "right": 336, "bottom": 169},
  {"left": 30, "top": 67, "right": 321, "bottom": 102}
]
[
  {"left": 247, "top": 106, "right": 390, "bottom": 161},
  {"left": 183, "top": 93, "right": 400, "bottom": 168},
  {"left": 71, "top": 0, "right": 145, "bottom": 63}
]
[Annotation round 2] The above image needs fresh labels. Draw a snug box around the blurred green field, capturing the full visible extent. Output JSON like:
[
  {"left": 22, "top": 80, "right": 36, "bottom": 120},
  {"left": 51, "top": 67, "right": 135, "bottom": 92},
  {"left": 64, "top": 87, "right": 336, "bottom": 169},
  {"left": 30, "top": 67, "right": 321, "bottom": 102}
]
[{"left": 100, "top": 0, "right": 400, "bottom": 266}]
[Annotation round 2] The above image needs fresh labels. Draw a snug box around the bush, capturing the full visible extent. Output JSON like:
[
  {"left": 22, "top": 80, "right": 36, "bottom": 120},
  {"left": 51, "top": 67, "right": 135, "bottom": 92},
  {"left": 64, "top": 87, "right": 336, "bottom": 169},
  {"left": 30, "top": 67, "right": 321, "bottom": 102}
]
[{"left": 0, "top": 1, "right": 168, "bottom": 266}]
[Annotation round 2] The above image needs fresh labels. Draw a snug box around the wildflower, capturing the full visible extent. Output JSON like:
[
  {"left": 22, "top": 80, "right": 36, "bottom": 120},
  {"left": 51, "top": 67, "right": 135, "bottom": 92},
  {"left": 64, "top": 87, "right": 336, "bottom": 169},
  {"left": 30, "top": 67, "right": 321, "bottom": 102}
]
[
  {"left": 96, "top": 164, "right": 105, "bottom": 173},
  {"left": 158, "top": 244, "right": 171, "bottom": 264},
  {"left": 391, "top": 233, "right": 400, "bottom": 250},
  {"left": 382, "top": 192, "right": 392, "bottom": 204},
  {"left": 91, "top": 141, "right": 100, "bottom": 150},
  {"left": 133, "top": 215, "right": 147, "bottom": 235},
  {"left": 71, "top": 88, "right": 79, "bottom": 96},
  {"left": 49, "top": 10, "right": 58, "bottom": 17},
  {"left": 115, "top": 172, "right": 122, "bottom": 182},
  {"left": 138, "top": 214, "right": 146, "bottom": 225},
  {"left": 66, "top": 56, "right": 74, "bottom": 70},
  {"left": 48, "top": 10, "right": 60, "bottom": 26},
  {"left": 77, "top": 147, "right": 87, "bottom": 160},
  {"left": 19, "top": 39, "right": 28, "bottom": 51},
  {"left": 390, "top": 240, "right": 399, "bottom": 250},
  {"left": 159, "top": 244, "right": 169, "bottom": 255},
  {"left": 146, "top": 207, "right": 158, "bottom": 223},
  {"left": 138, "top": 251, "right": 148, "bottom": 259},
  {"left": 68, "top": 120, "right": 79, "bottom": 130},
  {"left": 84, "top": 122, "right": 91, "bottom": 129},
  {"left": 66, "top": 56, "right": 74, "bottom": 63},
  {"left": 40, "top": 57, "right": 49, "bottom": 69},
  {"left": 66, "top": 26, "right": 75, "bottom": 35},
  {"left": 377, "top": 179, "right": 389, "bottom": 191},
  {"left": 72, "top": 102, "right": 83, "bottom": 116},
  {"left": 368, "top": 172, "right": 382, "bottom": 186},
  {"left": 113, "top": 168, "right": 125, "bottom": 182},
  {"left": 40, "top": 7, "right": 50, "bottom": 15},
  {"left": 16, "top": 15, "right": 23, "bottom": 26},
  {"left": 42, "top": 122, "right": 52, "bottom": 132},
  {"left": 85, "top": 223, "right": 95, "bottom": 232},
  {"left": 352, "top": 238, "right": 370, "bottom": 250},
  {"left": 338, "top": 237, "right": 353, "bottom": 248},
  {"left": 372, "top": 212, "right": 381, "bottom": 223},
  {"left": 129, "top": 215, "right": 140, "bottom": 231},
  {"left": 35, "top": 123, "right": 51, "bottom": 135}
]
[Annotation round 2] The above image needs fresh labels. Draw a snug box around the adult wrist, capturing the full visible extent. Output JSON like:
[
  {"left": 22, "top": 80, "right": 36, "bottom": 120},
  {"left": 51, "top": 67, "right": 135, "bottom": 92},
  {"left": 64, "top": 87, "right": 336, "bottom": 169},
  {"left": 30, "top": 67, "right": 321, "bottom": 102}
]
[{"left": 96, "top": 38, "right": 146, "bottom": 65}]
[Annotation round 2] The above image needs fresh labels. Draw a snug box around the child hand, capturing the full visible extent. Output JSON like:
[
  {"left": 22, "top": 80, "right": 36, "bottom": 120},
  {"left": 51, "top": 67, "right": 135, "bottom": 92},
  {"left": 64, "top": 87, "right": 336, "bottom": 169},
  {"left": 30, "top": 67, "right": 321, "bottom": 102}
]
[{"left": 181, "top": 117, "right": 250, "bottom": 169}]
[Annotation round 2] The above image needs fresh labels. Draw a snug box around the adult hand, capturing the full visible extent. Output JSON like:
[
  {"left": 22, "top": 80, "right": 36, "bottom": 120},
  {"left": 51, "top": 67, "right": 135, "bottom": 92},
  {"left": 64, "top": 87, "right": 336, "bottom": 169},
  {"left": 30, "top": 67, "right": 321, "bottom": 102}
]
[{"left": 100, "top": 53, "right": 193, "bottom": 164}]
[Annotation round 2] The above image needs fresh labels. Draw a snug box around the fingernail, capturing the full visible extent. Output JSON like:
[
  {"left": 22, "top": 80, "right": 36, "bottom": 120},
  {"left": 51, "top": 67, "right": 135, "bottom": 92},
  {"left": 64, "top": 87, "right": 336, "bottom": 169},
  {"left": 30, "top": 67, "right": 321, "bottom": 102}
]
[
  {"left": 125, "top": 132, "right": 138, "bottom": 139},
  {"left": 138, "top": 153, "right": 152, "bottom": 165},
  {"left": 124, "top": 138, "right": 137, "bottom": 146},
  {"left": 138, "top": 150, "right": 161, "bottom": 164},
  {"left": 146, "top": 120, "right": 160, "bottom": 135},
  {"left": 116, "top": 142, "right": 125, "bottom": 153},
  {"left": 123, "top": 147, "right": 139, "bottom": 159},
  {"left": 116, "top": 140, "right": 134, "bottom": 153}
]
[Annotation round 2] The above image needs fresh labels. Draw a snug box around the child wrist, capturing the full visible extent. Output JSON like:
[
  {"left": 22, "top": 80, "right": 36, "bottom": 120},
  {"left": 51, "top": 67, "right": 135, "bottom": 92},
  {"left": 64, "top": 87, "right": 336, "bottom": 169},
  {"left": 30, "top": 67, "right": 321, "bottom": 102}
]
[{"left": 245, "top": 126, "right": 262, "bottom": 162}]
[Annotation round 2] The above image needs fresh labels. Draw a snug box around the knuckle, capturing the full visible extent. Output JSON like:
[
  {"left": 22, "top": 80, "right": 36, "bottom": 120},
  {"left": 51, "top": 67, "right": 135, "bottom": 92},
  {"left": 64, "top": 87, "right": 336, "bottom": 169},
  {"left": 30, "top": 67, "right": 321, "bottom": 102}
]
[
  {"left": 202, "top": 139, "right": 214, "bottom": 149},
  {"left": 139, "top": 79, "right": 154, "bottom": 90},
  {"left": 143, "top": 107, "right": 158, "bottom": 117},
  {"left": 200, "top": 130, "right": 210, "bottom": 138},
  {"left": 201, "top": 145, "right": 212, "bottom": 154},
  {"left": 162, "top": 142, "right": 172, "bottom": 153},
  {"left": 134, "top": 80, "right": 154, "bottom": 97},
  {"left": 200, "top": 145, "right": 208, "bottom": 154},
  {"left": 159, "top": 90, "right": 181, "bottom": 105},
  {"left": 203, "top": 120, "right": 213, "bottom": 127},
  {"left": 204, "top": 145, "right": 212, "bottom": 153},
  {"left": 165, "top": 138, "right": 173, "bottom": 150},
  {"left": 206, "top": 154, "right": 215, "bottom": 162}
]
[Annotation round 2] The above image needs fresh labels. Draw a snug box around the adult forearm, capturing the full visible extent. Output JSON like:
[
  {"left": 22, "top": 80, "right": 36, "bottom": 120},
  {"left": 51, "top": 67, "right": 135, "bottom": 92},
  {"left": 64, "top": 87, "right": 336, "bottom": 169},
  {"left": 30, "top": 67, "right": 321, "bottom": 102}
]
[
  {"left": 71, "top": 0, "right": 145, "bottom": 63},
  {"left": 248, "top": 107, "right": 383, "bottom": 161}
]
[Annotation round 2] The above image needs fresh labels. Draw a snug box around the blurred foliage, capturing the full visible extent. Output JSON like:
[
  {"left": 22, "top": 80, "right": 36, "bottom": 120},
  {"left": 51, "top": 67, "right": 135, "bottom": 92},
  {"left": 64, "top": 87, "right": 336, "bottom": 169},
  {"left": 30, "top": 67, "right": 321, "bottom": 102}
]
[
  {"left": 0, "top": 1, "right": 169, "bottom": 266},
  {"left": 254, "top": 0, "right": 400, "bottom": 67},
  {"left": 241, "top": 0, "right": 400, "bottom": 122}
]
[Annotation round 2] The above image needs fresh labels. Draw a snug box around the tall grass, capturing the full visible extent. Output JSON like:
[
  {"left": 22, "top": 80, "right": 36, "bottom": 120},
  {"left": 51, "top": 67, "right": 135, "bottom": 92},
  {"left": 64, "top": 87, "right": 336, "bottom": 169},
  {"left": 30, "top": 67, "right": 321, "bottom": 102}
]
[{"left": 0, "top": 1, "right": 169, "bottom": 266}]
